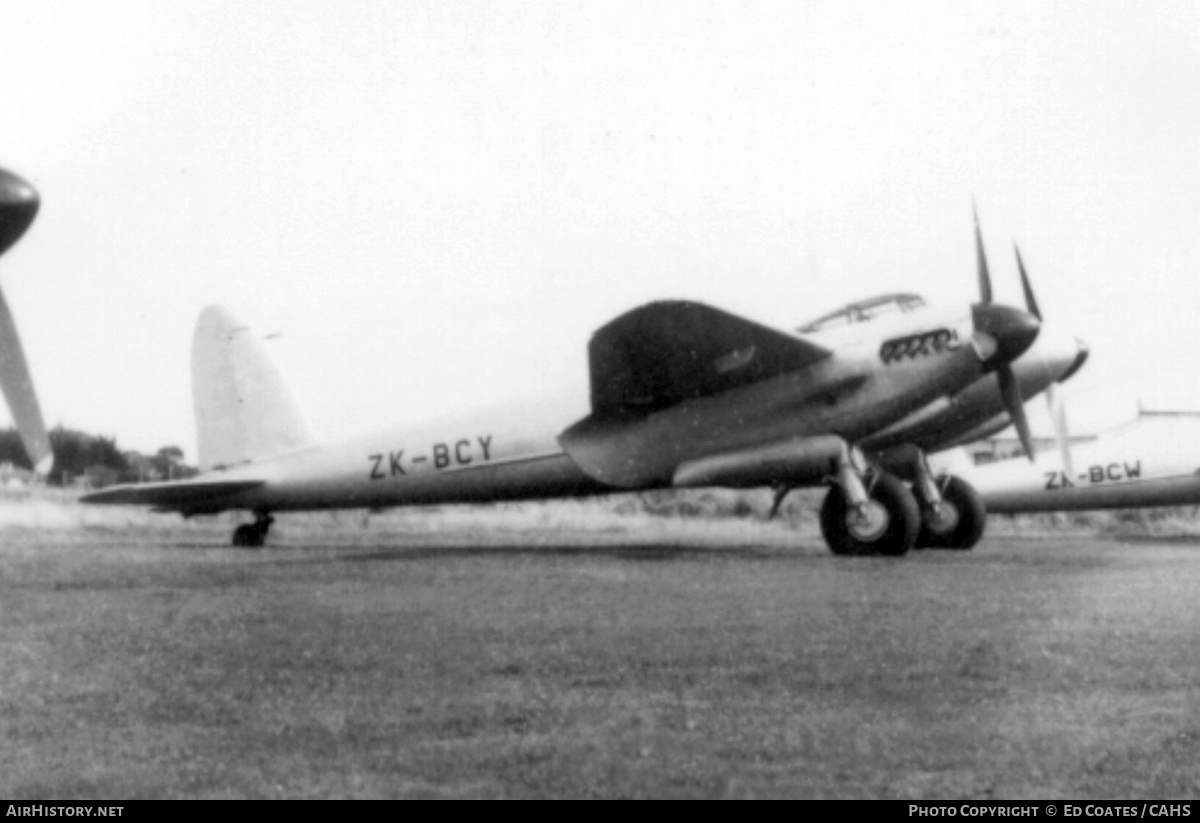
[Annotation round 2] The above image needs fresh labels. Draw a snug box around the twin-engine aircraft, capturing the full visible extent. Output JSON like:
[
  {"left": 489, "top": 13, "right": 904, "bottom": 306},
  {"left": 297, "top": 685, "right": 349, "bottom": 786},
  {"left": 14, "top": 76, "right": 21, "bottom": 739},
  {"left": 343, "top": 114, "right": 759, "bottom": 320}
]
[
  {"left": 83, "top": 212, "right": 1087, "bottom": 556},
  {"left": 0, "top": 167, "right": 52, "bottom": 475},
  {"left": 942, "top": 410, "right": 1200, "bottom": 514}
]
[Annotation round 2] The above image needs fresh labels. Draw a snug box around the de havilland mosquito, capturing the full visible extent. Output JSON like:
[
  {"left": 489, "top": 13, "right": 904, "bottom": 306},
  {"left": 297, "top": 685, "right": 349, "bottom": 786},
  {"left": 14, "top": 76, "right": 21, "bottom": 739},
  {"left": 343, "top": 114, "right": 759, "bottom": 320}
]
[{"left": 79, "top": 196, "right": 1089, "bottom": 555}]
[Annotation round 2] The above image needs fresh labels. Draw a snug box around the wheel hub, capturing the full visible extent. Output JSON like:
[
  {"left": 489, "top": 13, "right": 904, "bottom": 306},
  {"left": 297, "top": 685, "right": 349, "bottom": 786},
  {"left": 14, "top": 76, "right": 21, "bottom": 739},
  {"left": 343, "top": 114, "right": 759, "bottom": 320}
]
[
  {"left": 846, "top": 500, "right": 889, "bottom": 542},
  {"left": 925, "top": 501, "right": 961, "bottom": 536}
]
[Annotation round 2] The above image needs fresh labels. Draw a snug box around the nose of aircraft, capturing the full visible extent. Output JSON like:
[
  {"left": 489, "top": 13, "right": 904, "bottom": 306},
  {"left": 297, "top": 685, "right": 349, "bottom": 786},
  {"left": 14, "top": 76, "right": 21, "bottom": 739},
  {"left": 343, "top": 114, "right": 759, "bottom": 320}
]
[
  {"left": 1024, "top": 325, "right": 1090, "bottom": 385},
  {"left": 0, "top": 168, "right": 40, "bottom": 258},
  {"left": 971, "top": 302, "right": 1041, "bottom": 366},
  {"left": 1060, "top": 337, "right": 1089, "bottom": 383}
]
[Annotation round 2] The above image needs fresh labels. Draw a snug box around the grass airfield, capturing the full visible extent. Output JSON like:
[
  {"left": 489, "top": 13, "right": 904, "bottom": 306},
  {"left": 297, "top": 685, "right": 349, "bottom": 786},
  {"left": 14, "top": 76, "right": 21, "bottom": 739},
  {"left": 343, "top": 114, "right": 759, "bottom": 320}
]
[{"left": 3, "top": 492, "right": 1200, "bottom": 799}]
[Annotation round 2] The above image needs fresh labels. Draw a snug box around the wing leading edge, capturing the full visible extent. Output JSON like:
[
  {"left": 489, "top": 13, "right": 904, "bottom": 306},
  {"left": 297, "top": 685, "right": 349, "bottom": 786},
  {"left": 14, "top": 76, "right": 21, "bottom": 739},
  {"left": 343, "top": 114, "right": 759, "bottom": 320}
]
[
  {"left": 585, "top": 301, "right": 831, "bottom": 417},
  {"left": 558, "top": 301, "right": 835, "bottom": 488}
]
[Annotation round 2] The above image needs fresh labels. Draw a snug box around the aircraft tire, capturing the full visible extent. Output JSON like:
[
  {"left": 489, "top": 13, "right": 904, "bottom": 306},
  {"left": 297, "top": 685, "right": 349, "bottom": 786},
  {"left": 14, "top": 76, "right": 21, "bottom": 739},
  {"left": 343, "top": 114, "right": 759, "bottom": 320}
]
[
  {"left": 820, "top": 473, "right": 920, "bottom": 557},
  {"left": 917, "top": 476, "right": 987, "bottom": 550},
  {"left": 232, "top": 523, "right": 266, "bottom": 548}
]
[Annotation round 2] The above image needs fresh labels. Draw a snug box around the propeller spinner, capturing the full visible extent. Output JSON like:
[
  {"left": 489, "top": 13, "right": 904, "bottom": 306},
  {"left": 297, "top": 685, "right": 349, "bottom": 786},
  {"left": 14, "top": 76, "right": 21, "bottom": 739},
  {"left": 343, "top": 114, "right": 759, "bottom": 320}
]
[
  {"left": 0, "top": 169, "right": 38, "bottom": 256},
  {"left": 0, "top": 168, "right": 52, "bottom": 475}
]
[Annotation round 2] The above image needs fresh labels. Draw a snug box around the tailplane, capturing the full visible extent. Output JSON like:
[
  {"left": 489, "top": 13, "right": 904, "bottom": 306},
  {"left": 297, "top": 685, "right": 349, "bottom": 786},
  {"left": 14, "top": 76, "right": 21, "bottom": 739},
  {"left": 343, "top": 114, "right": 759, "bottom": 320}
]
[{"left": 192, "top": 306, "right": 312, "bottom": 471}]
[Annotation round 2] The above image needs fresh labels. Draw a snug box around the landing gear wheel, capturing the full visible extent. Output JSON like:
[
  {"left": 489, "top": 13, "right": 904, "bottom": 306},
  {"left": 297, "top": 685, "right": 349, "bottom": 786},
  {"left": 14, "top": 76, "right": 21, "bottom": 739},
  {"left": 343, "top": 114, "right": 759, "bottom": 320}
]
[
  {"left": 916, "top": 476, "right": 986, "bottom": 550},
  {"left": 820, "top": 473, "right": 920, "bottom": 557},
  {"left": 232, "top": 524, "right": 264, "bottom": 547},
  {"left": 231, "top": 513, "right": 274, "bottom": 548}
]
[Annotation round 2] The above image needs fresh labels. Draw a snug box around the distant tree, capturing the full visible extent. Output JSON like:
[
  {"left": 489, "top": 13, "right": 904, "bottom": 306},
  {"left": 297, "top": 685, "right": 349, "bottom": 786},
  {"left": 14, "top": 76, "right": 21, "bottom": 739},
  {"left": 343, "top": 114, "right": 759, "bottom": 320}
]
[
  {"left": 120, "top": 450, "right": 152, "bottom": 483},
  {"left": 47, "top": 426, "right": 129, "bottom": 486},
  {"left": 0, "top": 427, "right": 200, "bottom": 486},
  {"left": 152, "top": 445, "right": 186, "bottom": 480},
  {"left": 0, "top": 428, "right": 33, "bottom": 470},
  {"left": 92, "top": 436, "right": 125, "bottom": 471},
  {"left": 48, "top": 428, "right": 83, "bottom": 483}
]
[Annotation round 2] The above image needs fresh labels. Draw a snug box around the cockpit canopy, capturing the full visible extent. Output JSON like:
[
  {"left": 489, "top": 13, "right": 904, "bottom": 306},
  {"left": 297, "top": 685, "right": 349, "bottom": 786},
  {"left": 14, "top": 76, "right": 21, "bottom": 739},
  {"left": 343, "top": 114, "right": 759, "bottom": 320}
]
[{"left": 796, "top": 292, "right": 927, "bottom": 334}]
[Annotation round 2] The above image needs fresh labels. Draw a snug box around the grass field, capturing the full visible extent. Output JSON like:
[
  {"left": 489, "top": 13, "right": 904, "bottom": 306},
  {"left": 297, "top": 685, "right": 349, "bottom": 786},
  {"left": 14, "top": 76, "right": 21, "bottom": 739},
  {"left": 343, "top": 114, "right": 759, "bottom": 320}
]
[{"left": 2, "top": 494, "right": 1200, "bottom": 798}]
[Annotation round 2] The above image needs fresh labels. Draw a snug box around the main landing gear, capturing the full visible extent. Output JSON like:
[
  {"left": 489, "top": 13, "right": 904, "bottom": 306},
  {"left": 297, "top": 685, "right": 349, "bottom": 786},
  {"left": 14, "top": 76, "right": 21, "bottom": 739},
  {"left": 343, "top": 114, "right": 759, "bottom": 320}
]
[
  {"left": 232, "top": 511, "right": 274, "bottom": 548},
  {"left": 816, "top": 447, "right": 920, "bottom": 556},
  {"left": 896, "top": 447, "right": 986, "bottom": 550},
  {"left": 912, "top": 474, "right": 986, "bottom": 550},
  {"left": 819, "top": 472, "right": 921, "bottom": 556},
  {"left": 814, "top": 445, "right": 987, "bottom": 556}
]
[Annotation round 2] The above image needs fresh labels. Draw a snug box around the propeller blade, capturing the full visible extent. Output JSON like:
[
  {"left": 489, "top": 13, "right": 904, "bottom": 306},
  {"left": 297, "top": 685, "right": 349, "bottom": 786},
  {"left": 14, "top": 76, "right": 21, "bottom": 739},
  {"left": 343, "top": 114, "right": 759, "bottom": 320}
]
[
  {"left": 1046, "top": 383, "right": 1073, "bottom": 479},
  {"left": 0, "top": 169, "right": 51, "bottom": 476},
  {"left": 974, "top": 203, "right": 993, "bottom": 304},
  {"left": 997, "top": 365, "right": 1035, "bottom": 462},
  {"left": 1015, "top": 244, "right": 1042, "bottom": 321},
  {"left": 0, "top": 283, "right": 52, "bottom": 474}
]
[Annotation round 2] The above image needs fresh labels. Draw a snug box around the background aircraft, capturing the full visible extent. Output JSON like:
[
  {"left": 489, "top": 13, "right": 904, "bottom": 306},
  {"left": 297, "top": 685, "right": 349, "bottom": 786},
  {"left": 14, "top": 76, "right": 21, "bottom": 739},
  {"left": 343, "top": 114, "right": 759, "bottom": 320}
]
[
  {"left": 0, "top": 167, "right": 52, "bottom": 475},
  {"left": 83, "top": 239, "right": 1049, "bottom": 556},
  {"left": 942, "top": 410, "right": 1200, "bottom": 514}
]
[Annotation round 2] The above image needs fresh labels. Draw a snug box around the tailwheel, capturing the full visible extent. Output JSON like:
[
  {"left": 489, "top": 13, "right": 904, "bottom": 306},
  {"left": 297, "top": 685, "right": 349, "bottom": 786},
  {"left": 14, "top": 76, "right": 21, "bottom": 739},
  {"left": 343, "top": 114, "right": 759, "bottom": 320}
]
[
  {"left": 820, "top": 473, "right": 920, "bottom": 557},
  {"left": 916, "top": 476, "right": 986, "bottom": 550},
  {"left": 231, "top": 512, "right": 274, "bottom": 548}
]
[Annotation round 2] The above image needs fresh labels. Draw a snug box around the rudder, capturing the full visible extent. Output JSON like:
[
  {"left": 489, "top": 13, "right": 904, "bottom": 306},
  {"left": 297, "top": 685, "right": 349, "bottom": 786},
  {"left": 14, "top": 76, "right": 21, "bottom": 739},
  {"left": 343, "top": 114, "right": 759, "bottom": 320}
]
[{"left": 192, "top": 306, "right": 312, "bottom": 471}]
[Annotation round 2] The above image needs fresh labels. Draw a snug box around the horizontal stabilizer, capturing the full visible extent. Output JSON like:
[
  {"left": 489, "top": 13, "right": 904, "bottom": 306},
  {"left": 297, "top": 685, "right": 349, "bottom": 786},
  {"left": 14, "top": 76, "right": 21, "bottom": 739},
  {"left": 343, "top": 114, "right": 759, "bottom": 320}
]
[
  {"left": 586, "top": 301, "right": 830, "bottom": 416},
  {"left": 80, "top": 479, "right": 263, "bottom": 512}
]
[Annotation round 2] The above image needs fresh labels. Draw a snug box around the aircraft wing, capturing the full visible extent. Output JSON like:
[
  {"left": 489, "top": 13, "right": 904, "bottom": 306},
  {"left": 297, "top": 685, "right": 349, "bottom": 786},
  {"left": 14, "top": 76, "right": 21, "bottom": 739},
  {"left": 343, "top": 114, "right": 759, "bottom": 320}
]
[
  {"left": 80, "top": 479, "right": 263, "bottom": 513},
  {"left": 586, "top": 301, "right": 831, "bottom": 416}
]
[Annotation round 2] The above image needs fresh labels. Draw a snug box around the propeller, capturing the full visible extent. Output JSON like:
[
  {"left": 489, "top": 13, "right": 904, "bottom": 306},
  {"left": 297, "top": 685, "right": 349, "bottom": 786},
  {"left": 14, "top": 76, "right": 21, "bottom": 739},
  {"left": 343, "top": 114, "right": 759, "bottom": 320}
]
[
  {"left": 1016, "top": 242, "right": 1086, "bottom": 477},
  {"left": 0, "top": 168, "right": 52, "bottom": 475},
  {"left": 1015, "top": 245, "right": 1040, "bottom": 320},
  {"left": 972, "top": 205, "right": 1038, "bottom": 462},
  {"left": 1046, "top": 383, "right": 1073, "bottom": 479}
]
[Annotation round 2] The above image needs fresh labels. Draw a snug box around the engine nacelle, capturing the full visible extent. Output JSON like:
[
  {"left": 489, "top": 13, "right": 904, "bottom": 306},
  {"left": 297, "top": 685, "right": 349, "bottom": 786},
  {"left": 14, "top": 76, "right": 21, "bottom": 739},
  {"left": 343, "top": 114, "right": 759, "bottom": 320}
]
[{"left": 672, "top": 434, "right": 855, "bottom": 489}]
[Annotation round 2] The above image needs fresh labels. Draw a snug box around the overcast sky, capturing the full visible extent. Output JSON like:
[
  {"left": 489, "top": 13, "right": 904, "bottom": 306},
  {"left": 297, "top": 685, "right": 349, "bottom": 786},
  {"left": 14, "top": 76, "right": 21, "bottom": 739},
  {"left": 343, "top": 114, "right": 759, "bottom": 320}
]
[{"left": 1, "top": 1, "right": 1198, "bottom": 461}]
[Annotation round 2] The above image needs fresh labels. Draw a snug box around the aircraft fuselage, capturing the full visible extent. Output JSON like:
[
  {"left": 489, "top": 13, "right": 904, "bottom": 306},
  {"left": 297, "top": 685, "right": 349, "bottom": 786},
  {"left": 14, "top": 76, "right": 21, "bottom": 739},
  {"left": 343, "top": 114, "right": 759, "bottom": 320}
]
[{"left": 952, "top": 415, "right": 1200, "bottom": 513}]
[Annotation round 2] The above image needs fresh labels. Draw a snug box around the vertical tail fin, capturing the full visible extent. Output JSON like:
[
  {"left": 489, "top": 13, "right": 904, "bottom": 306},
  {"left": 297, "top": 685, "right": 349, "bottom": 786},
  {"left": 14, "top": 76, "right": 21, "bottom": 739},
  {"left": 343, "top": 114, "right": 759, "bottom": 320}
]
[{"left": 191, "top": 306, "right": 312, "bottom": 472}]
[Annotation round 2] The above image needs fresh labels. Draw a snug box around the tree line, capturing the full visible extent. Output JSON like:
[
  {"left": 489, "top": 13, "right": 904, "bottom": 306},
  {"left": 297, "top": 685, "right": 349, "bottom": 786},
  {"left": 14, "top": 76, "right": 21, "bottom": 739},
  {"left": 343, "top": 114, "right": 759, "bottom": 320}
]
[{"left": 0, "top": 426, "right": 196, "bottom": 487}]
